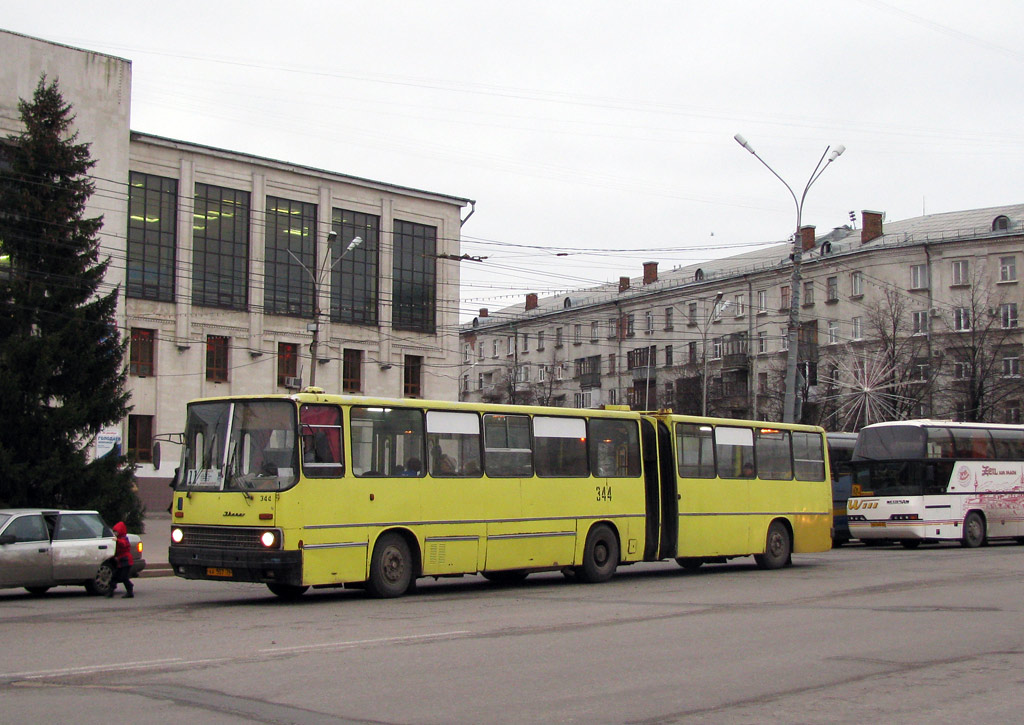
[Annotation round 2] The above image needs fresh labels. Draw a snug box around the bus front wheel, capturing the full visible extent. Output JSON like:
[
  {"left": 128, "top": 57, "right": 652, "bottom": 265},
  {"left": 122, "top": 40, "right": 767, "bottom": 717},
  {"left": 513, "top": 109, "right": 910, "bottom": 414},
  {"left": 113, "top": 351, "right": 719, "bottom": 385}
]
[
  {"left": 267, "top": 583, "right": 309, "bottom": 599},
  {"left": 961, "top": 512, "right": 986, "bottom": 548},
  {"left": 367, "top": 532, "right": 414, "bottom": 598},
  {"left": 754, "top": 521, "right": 792, "bottom": 570},
  {"left": 579, "top": 524, "right": 619, "bottom": 583}
]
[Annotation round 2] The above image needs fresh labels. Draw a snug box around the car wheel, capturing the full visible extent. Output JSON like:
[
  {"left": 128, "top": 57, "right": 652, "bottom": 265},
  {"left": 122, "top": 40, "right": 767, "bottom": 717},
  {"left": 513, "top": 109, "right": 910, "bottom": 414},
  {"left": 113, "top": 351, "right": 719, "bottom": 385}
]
[
  {"left": 25, "top": 586, "right": 51, "bottom": 595},
  {"left": 85, "top": 561, "right": 114, "bottom": 596}
]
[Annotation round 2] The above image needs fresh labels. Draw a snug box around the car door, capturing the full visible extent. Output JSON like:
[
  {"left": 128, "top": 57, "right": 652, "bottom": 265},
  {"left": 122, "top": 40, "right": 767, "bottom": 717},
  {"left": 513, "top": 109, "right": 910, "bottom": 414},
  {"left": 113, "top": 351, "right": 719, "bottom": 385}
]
[
  {"left": 51, "top": 513, "right": 114, "bottom": 581},
  {"left": 0, "top": 514, "right": 53, "bottom": 587}
]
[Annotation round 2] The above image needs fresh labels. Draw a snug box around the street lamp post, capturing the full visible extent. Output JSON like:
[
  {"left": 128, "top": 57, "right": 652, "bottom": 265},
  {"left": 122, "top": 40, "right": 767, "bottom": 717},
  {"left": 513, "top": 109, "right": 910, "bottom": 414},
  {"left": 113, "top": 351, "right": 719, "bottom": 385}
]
[
  {"left": 288, "top": 231, "right": 363, "bottom": 388},
  {"left": 734, "top": 134, "right": 844, "bottom": 423},
  {"left": 702, "top": 291, "right": 724, "bottom": 416}
]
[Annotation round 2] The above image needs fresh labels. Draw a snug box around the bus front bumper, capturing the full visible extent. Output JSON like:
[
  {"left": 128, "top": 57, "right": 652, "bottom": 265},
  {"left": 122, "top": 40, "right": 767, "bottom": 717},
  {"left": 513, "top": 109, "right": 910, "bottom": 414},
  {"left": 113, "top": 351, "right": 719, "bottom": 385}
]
[
  {"left": 169, "top": 546, "right": 303, "bottom": 586},
  {"left": 849, "top": 520, "right": 927, "bottom": 541}
]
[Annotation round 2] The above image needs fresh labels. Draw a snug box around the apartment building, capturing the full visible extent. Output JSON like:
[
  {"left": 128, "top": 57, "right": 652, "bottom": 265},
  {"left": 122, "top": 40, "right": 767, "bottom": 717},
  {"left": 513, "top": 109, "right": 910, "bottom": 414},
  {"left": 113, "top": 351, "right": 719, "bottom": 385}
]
[{"left": 461, "top": 206, "right": 1023, "bottom": 430}]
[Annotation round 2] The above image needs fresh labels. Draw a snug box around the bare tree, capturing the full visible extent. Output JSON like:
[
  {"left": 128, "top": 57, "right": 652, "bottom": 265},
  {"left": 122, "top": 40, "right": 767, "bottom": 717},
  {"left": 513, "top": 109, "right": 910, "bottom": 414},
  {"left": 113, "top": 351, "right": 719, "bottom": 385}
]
[{"left": 933, "top": 268, "right": 1020, "bottom": 422}]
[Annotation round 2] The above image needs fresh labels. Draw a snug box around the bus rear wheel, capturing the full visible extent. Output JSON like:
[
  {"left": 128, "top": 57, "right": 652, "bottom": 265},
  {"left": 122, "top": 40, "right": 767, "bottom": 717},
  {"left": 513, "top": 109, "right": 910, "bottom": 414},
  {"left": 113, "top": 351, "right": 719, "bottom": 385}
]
[
  {"left": 267, "top": 583, "right": 309, "bottom": 599},
  {"left": 961, "top": 512, "right": 986, "bottom": 548},
  {"left": 579, "top": 524, "right": 619, "bottom": 583},
  {"left": 482, "top": 570, "right": 529, "bottom": 585},
  {"left": 367, "top": 532, "right": 414, "bottom": 598},
  {"left": 675, "top": 557, "right": 704, "bottom": 571},
  {"left": 754, "top": 521, "right": 791, "bottom": 570}
]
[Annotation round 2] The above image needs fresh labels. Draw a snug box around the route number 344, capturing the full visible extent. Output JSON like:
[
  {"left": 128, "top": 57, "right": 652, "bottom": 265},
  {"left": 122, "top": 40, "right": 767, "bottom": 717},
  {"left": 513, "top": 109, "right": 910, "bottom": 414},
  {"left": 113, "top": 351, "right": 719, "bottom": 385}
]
[{"left": 595, "top": 485, "right": 612, "bottom": 502}]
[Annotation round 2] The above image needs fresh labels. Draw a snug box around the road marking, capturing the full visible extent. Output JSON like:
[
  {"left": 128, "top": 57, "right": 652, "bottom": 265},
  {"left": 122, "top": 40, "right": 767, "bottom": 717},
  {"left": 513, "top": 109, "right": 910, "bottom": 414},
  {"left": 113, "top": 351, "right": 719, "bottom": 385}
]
[
  {"left": 257, "top": 630, "right": 470, "bottom": 654},
  {"left": 3, "top": 657, "right": 184, "bottom": 680},
  {"left": 0, "top": 631, "right": 472, "bottom": 683}
]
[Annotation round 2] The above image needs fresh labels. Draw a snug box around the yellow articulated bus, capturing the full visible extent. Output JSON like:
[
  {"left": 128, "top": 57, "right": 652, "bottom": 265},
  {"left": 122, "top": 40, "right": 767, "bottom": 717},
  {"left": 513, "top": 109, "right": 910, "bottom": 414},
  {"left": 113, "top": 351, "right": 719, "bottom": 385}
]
[{"left": 166, "top": 391, "right": 832, "bottom": 598}]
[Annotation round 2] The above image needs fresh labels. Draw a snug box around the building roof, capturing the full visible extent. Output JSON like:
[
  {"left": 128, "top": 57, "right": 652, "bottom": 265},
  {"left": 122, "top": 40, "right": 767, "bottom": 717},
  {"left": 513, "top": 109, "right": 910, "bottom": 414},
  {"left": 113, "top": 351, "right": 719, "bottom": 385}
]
[
  {"left": 465, "top": 202, "right": 1024, "bottom": 331},
  {"left": 131, "top": 132, "right": 475, "bottom": 208}
]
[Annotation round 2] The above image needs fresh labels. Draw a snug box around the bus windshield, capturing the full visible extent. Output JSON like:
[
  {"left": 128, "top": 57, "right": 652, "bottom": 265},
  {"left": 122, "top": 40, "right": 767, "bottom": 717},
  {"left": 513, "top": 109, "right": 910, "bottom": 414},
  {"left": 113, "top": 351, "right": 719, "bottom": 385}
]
[
  {"left": 178, "top": 400, "right": 298, "bottom": 492},
  {"left": 853, "top": 426, "right": 926, "bottom": 460}
]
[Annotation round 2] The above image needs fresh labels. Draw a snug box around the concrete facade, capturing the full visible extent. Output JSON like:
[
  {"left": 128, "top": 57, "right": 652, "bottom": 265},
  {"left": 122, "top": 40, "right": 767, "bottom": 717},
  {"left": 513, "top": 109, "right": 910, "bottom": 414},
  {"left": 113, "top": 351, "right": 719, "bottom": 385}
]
[
  {"left": 2, "top": 30, "right": 472, "bottom": 511},
  {"left": 461, "top": 207, "right": 1024, "bottom": 430}
]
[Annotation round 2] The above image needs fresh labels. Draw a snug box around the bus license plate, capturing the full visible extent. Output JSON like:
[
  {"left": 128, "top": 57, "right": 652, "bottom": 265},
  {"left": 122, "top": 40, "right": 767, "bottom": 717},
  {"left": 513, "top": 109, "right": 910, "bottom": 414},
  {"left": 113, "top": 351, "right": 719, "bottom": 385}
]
[
  {"left": 870, "top": 522, "right": 886, "bottom": 527},
  {"left": 207, "top": 567, "right": 233, "bottom": 577}
]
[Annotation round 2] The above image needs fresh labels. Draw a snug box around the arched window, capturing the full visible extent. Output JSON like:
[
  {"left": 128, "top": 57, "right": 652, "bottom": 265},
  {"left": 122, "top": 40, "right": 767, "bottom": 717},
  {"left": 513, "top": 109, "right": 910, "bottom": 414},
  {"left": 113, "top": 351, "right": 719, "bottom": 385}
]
[
  {"left": 563, "top": 297, "right": 573, "bottom": 309},
  {"left": 993, "top": 215, "right": 1010, "bottom": 231},
  {"left": 694, "top": 268, "right": 704, "bottom": 281}
]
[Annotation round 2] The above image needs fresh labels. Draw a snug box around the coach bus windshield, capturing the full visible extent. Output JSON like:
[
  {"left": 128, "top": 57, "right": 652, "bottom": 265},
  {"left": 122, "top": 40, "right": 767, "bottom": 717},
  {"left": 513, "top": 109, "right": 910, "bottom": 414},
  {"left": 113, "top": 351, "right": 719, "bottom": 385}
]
[
  {"left": 178, "top": 400, "right": 299, "bottom": 492},
  {"left": 853, "top": 426, "right": 926, "bottom": 460}
]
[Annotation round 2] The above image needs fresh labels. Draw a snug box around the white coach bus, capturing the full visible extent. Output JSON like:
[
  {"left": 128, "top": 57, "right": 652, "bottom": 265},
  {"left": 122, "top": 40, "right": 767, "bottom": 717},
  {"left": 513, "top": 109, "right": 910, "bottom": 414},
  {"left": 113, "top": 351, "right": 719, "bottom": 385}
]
[{"left": 846, "top": 420, "right": 1024, "bottom": 548}]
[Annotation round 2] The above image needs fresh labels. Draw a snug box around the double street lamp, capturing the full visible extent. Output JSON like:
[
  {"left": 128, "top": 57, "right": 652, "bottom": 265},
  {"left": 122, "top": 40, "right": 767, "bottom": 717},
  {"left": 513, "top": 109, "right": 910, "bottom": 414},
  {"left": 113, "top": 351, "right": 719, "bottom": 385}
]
[
  {"left": 734, "top": 134, "right": 844, "bottom": 423},
  {"left": 288, "top": 231, "right": 363, "bottom": 388}
]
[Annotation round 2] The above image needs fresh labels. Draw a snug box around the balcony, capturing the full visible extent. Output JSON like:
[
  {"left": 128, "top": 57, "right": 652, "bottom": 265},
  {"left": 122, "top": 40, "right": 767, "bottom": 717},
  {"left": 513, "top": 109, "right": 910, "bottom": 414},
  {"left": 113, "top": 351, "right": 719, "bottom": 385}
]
[{"left": 631, "top": 366, "right": 656, "bottom": 382}]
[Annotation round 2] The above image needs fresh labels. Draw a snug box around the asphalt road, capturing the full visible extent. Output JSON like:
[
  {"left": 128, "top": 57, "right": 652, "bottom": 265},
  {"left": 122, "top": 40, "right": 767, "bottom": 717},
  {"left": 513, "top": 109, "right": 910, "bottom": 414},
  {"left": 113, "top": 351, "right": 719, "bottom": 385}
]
[{"left": 2, "top": 540, "right": 1023, "bottom": 724}]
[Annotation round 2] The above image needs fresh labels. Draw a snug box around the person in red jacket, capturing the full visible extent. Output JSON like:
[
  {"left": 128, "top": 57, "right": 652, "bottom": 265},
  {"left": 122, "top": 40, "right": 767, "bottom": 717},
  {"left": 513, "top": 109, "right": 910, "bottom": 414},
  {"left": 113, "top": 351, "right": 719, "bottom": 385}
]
[{"left": 107, "top": 521, "right": 135, "bottom": 599}]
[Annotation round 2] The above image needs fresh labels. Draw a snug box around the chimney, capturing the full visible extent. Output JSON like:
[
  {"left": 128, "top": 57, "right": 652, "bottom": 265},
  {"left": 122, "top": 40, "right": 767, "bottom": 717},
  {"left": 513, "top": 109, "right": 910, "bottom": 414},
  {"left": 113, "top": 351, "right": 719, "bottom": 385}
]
[
  {"left": 619, "top": 276, "right": 630, "bottom": 293},
  {"left": 525, "top": 293, "right": 538, "bottom": 311},
  {"left": 478, "top": 308, "right": 488, "bottom": 318},
  {"left": 800, "top": 225, "right": 816, "bottom": 252},
  {"left": 643, "top": 261, "right": 658, "bottom": 285},
  {"left": 861, "top": 210, "right": 883, "bottom": 244}
]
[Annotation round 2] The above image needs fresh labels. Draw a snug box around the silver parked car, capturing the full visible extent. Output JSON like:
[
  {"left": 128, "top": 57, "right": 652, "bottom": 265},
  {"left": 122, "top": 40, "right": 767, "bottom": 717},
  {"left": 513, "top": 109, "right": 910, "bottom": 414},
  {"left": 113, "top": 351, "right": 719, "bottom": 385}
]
[{"left": 0, "top": 509, "right": 146, "bottom": 596}]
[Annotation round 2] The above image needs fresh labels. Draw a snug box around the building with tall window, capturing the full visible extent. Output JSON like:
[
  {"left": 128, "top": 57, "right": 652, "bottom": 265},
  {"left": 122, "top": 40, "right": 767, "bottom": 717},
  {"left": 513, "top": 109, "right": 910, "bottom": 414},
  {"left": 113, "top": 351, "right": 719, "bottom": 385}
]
[
  {"left": 461, "top": 206, "right": 1024, "bottom": 432},
  {"left": 2, "top": 30, "right": 473, "bottom": 508}
]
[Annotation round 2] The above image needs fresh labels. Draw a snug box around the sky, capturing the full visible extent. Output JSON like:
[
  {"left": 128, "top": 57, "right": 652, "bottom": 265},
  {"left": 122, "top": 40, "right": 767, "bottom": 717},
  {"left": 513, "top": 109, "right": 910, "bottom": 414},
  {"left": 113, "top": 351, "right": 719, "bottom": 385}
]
[{"left": 4, "top": 0, "right": 1024, "bottom": 321}]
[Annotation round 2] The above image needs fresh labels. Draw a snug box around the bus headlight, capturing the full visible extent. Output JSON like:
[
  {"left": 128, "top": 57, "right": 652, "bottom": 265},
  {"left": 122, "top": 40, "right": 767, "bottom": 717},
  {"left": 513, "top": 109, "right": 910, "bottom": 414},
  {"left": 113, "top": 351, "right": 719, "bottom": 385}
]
[
  {"left": 260, "top": 530, "right": 277, "bottom": 548},
  {"left": 171, "top": 528, "right": 184, "bottom": 544}
]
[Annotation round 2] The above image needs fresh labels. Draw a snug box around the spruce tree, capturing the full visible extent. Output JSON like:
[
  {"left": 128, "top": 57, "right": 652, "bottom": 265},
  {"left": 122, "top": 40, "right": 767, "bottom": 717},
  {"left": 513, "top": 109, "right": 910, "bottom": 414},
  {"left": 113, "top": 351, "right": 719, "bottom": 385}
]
[{"left": 0, "top": 76, "right": 142, "bottom": 529}]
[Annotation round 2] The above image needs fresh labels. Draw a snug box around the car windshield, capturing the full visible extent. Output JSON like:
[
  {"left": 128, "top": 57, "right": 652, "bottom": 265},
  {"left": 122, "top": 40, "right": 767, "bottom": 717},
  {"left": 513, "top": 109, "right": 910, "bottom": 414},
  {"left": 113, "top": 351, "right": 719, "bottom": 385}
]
[{"left": 178, "top": 400, "right": 299, "bottom": 492}]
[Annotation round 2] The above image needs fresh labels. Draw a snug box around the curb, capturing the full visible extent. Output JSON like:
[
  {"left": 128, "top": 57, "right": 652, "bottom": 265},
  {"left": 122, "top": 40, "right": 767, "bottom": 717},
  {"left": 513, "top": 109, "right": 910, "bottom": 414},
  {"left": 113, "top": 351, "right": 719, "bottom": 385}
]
[{"left": 139, "top": 564, "right": 174, "bottom": 578}]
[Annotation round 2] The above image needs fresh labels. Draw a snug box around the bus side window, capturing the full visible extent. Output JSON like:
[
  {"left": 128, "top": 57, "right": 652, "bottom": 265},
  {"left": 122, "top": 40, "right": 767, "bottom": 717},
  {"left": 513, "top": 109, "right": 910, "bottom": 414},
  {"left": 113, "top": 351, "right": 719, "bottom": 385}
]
[
  {"left": 534, "top": 416, "right": 588, "bottom": 477},
  {"left": 483, "top": 414, "right": 532, "bottom": 477},
  {"left": 795, "top": 432, "right": 826, "bottom": 481},
  {"left": 755, "top": 428, "right": 792, "bottom": 480},
  {"left": 715, "top": 426, "right": 754, "bottom": 479},
  {"left": 676, "top": 423, "right": 715, "bottom": 478},
  {"left": 590, "top": 418, "right": 641, "bottom": 477},
  {"left": 426, "top": 410, "right": 481, "bottom": 477},
  {"left": 299, "top": 404, "right": 344, "bottom": 478}
]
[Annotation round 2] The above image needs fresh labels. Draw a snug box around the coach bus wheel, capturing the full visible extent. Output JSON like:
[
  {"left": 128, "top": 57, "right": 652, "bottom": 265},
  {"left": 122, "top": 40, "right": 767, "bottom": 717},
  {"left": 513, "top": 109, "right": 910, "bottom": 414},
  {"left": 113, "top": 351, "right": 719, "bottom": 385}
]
[
  {"left": 961, "top": 512, "right": 986, "bottom": 548},
  {"left": 267, "top": 583, "right": 309, "bottom": 599},
  {"left": 482, "top": 570, "right": 529, "bottom": 585},
  {"left": 900, "top": 540, "right": 921, "bottom": 550},
  {"left": 675, "top": 558, "right": 704, "bottom": 571},
  {"left": 580, "top": 524, "right": 619, "bottom": 583},
  {"left": 367, "top": 533, "right": 414, "bottom": 598},
  {"left": 754, "top": 521, "right": 791, "bottom": 570}
]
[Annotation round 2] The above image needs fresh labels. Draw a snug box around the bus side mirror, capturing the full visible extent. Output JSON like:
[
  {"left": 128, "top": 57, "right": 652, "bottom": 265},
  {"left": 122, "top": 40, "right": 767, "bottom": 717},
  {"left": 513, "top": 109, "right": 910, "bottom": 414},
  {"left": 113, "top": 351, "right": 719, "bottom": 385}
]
[{"left": 152, "top": 442, "right": 161, "bottom": 471}]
